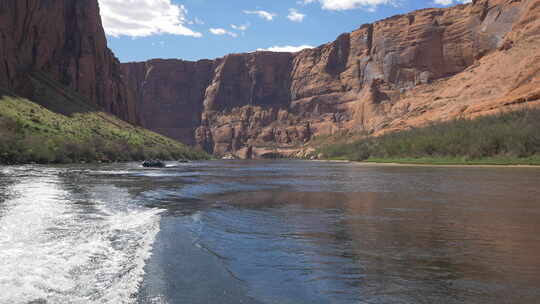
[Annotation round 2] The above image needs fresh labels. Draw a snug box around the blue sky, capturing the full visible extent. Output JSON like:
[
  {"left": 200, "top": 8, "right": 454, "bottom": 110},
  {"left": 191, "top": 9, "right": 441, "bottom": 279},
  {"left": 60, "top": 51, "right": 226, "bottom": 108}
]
[{"left": 99, "top": 0, "right": 470, "bottom": 63}]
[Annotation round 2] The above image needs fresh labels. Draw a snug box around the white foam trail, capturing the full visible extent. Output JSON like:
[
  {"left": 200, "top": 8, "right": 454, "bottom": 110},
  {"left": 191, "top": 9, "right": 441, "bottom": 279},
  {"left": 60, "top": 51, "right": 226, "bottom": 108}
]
[{"left": 0, "top": 170, "right": 162, "bottom": 304}]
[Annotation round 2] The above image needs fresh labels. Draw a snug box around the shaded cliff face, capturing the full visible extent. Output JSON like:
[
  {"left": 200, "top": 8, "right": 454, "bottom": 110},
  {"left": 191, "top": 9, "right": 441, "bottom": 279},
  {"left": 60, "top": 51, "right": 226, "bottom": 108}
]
[
  {"left": 122, "top": 59, "right": 215, "bottom": 145},
  {"left": 0, "top": 0, "right": 137, "bottom": 123},
  {"left": 124, "top": 0, "right": 540, "bottom": 158},
  {"left": 199, "top": 52, "right": 295, "bottom": 155}
]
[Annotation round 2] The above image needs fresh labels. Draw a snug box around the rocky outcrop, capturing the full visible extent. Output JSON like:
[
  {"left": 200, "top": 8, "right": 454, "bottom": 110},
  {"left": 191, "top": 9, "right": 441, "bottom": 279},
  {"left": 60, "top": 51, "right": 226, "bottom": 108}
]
[
  {"left": 124, "top": 0, "right": 540, "bottom": 158},
  {"left": 0, "top": 0, "right": 137, "bottom": 123}
]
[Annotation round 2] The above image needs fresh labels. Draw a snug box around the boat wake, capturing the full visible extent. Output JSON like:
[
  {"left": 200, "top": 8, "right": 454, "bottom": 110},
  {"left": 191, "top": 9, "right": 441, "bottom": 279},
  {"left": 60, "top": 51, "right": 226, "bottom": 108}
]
[{"left": 0, "top": 168, "right": 162, "bottom": 304}]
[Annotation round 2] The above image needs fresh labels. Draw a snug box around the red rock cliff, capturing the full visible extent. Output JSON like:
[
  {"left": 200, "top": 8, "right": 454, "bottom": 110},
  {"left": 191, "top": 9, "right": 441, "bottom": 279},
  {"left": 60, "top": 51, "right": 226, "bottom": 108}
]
[
  {"left": 124, "top": 0, "right": 540, "bottom": 158},
  {"left": 0, "top": 0, "right": 137, "bottom": 123},
  {"left": 122, "top": 59, "right": 215, "bottom": 145}
]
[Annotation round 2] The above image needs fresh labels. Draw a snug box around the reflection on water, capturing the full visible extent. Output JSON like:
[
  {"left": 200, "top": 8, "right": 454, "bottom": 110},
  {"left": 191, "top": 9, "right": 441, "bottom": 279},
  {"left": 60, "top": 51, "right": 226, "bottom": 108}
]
[
  {"left": 191, "top": 190, "right": 540, "bottom": 304},
  {"left": 0, "top": 161, "right": 540, "bottom": 304}
]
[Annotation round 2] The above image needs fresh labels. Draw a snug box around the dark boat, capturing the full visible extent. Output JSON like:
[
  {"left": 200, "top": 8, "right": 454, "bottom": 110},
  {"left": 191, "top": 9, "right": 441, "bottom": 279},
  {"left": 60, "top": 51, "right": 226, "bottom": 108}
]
[{"left": 142, "top": 160, "right": 166, "bottom": 168}]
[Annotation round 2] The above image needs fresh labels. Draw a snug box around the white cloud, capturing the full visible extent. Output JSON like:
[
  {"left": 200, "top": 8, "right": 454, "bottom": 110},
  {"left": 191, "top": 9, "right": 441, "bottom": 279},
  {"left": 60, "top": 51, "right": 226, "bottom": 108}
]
[
  {"left": 257, "top": 45, "right": 314, "bottom": 52},
  {"left": 98, "top": 0, "right": 201, "bottom": 37},
  {"left": 231, "top": 24, "right": 250, "bottom": 31},
  {"left": 209, "top": 28, "right": 238, "bottom": 38},
  {"left": 433, "top": 0, "right": 471, "bottom": 6},
  {"left": 193, "top": 17, "right": 205, "bottom": 25},
  {"left": 151, "top": 40, "right": 166, "bottom": 46},
  {"left": 300, "top": 0, "right": 393, "bottom": 11},
  {"left": 300, "top": 0, "right": 472, "bottom": 11},
  {"left": 243, "top": 10, "right": 277, "bottom": 21},
  {"left": 287, "top": 9, "right": 306, "bottom": 22}
]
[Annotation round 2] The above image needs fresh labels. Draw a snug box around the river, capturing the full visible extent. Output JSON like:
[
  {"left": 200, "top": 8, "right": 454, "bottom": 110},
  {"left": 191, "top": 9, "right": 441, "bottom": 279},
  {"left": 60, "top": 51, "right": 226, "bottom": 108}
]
[{"left": 1, "top": 160, "right": 539, "bottom": 304}]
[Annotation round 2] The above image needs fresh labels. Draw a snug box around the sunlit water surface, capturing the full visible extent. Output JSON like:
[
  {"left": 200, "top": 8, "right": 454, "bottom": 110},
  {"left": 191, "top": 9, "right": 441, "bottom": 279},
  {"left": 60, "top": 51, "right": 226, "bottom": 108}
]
[{"left": 1, "top": 160, "right": 539, "bottom": 304}]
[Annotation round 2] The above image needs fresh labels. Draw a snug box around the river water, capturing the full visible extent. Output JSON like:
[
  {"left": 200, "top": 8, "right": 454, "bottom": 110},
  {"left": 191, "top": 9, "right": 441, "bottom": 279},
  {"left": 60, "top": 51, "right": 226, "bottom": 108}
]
[{"left": 0, "top": 160, "right": 539, "bottom": 304}]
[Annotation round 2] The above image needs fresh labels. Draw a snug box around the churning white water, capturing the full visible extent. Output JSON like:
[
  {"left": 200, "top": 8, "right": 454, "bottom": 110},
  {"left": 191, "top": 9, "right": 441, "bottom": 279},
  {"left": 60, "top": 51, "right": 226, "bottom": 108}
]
[{"left": 0, "top": 168, "right": 162, "bottom": 304}]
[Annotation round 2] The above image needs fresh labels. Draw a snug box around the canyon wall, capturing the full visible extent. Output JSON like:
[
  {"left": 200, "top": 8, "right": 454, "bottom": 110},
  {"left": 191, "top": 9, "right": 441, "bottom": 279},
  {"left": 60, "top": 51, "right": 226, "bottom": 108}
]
[
  {"left": 124, "top": 0, "right": 540, "bottom": 158},
  {"left": 1, "top": 0, "right": 537, "bottom": 158},
  {"left": 0, "top": 0, "right": 137, "bottom": 123}
]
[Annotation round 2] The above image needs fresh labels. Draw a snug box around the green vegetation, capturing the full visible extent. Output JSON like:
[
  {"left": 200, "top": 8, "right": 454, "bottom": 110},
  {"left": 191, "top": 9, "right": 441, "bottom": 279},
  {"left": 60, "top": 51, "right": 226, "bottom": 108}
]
[
  {"left": 0, "top": 95, "right": 208, "bottom": 164},
  {"left": 316, "top": 109, "right": 540, "bottom": 165}
]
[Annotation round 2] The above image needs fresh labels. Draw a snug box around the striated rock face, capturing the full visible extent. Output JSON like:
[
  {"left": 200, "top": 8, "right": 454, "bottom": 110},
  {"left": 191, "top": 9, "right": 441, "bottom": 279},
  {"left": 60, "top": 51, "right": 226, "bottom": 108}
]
[
  {"left": 199, "top": 52, "right": 295, "bottom": 155},
  {"left": 123, "top": 0, "right": 540, "bottom": 158},
  {"left": 0, "top": 0, "right": 137, "bottom": 123},
  {"left": 122, "top": 59, "right": 215, "bottom": 144},
  {"left": 1, "top": 0, "right": 538, "bottom": 157}
]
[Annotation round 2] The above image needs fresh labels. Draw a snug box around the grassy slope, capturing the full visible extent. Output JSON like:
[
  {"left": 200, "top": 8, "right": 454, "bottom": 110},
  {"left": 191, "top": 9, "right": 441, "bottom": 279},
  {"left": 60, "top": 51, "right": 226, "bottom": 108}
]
[
  {"left": 314, "top": 109, "right": 540, "bottom": 166},
  {"left": 0, "top": 95, "right": 208, "bottom": 164}
]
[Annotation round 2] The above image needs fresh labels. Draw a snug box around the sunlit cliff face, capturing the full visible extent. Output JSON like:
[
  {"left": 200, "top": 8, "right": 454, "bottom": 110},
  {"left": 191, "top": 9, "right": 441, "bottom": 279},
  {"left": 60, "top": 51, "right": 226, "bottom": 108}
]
[{"left": 122, "top": 0, "right": 540, "bottom": 158}]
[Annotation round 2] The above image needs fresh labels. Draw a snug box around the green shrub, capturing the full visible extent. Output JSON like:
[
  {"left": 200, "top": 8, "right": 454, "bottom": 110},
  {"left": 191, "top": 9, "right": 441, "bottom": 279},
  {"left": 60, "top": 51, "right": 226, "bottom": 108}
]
[
  {"left": 317, "top": 108, "right": 540, "bottom": 164},
  {"left": 0, "top": 96, "right": 209, "bottom": 164}
]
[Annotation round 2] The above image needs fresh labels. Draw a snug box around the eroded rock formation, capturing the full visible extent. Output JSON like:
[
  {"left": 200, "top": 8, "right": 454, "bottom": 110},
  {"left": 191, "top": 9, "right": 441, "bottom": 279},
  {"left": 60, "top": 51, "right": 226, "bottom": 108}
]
[
  {"left": 0, "top": 0, "right": 137, "bottom": 123},
  {"left": 2, "top": 0, "right": 537, "bottom": 158},
  {"left": 124, "top": 0, "right": 540, "bottom": 158}
]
